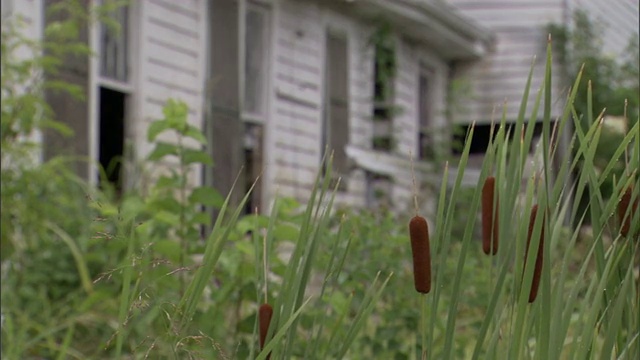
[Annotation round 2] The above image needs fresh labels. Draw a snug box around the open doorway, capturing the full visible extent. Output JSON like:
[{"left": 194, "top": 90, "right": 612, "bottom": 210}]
[{"left": 98, "top": 86, "right": 126, "bottom": 194}]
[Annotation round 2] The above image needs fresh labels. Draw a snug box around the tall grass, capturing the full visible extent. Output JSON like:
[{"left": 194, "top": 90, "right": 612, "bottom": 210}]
[
  {"left": 1, "top": 13, "right": 638, "bottom": 357},
  {"left": 412, "top": 39, "right": 639, "bottom": 359}
]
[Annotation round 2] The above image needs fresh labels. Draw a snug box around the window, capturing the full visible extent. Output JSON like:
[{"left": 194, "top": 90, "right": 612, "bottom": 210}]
[
  {"left": 418, "top": 67, "right": 434, "bottom": 159},
  {"left": 95, "top": 2, "right": 131, "bottom": 190},
  {"left": 372, "top": 43, "right": 395, "bottom": 150},
  {"left": 243, "top": 3, "right": 270, "bottom": 121},
  {"left": 100, "top": 3, "right": 128, "bottom": 83},
  {"left": 323, "top": 31, "right": 350, "bottom": 180}
]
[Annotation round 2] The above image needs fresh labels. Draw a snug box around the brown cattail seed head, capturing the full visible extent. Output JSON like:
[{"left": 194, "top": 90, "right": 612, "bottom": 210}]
[
  {"left": 525, "top": 205, "right": 544, "bottom": 303},
  {"left": 409, "top": 215, "right": 432, "bottom": 294},
  {"left": 481, "top": 176, "right": 499, "bottom": 255},
  {"left": 259, "top": 303, "right": 273, "bottom": 351},
  {"left": 618, "top": 185, "right": 638, "bottom": 237}
]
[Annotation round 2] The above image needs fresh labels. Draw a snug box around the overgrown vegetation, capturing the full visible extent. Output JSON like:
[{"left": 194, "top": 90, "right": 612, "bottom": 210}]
[{"left": 1, "top": 2, "right": 638, "bottom": 359}]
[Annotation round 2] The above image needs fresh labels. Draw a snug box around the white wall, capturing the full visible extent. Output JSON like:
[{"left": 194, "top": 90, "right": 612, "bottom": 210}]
[
  {"left": 266, "top": 0, "right": 378, "bottom": 208},
  {"left": 266, "top": 0, "right": 452, "bottom": 213},
  {"left": 133, "top": 0, "right": 208, "bottom": 186},
  {"left": 448, "top": 0, "right": 566, "bottom": 125},
  {"left": 570, "top": 0, "right": 639, "bottom": 58}
]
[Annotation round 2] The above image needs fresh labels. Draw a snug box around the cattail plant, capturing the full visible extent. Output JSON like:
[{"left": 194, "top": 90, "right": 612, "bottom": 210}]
[
  {"left": 524, "top": 205, "right": 544, "bottom": 303},
  {"left": 259, "top": 303, "right": 273, "bottom": 356},
  {"left": 481, "top": 176, "right": 499, "bottom": 255},
  {"left": 409, "top": 215, "right": 432, "bottom": 294},
  {"left": 409, "top": 153, "right": 432, "bottom": 295},
  {"left": 618, "top": 184, "right": 638, "bottom": 237}
]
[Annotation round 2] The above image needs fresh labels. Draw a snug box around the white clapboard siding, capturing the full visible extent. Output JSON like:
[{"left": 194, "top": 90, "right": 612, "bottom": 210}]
[
  {"left": 394, "top": 40, "right": 419, "bottom": 157},
  {"left": 349, "top": 26, "right": 375, "bottom": 150},
  {"left": 266, "top": 2, "right": 377, "bottom": 208},
  {"left": 448, "top": 0, "right": 565, "bottom": 124},
  {"left": 268, "top": 0, "right": 324, "bottom": 202},
  {"left": 570, "top": 0, "right": 639, "bottom": 57},
  {"left": 135, "top": 0, "right": 207, "bottom": 186},
  {"left": 388, "top": 39, "right": 451, "bottom": 211}
]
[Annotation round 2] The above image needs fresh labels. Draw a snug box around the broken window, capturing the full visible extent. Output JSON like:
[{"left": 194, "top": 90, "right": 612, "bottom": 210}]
[
  {"left": 323, "top": 31, "right": 350, "bottom": 182},
  {"left": 243, "top": 2, "right": 270, "bottom": 122},
  {"left": 100, "top": 2, "right": 128, "bottom": 83}
]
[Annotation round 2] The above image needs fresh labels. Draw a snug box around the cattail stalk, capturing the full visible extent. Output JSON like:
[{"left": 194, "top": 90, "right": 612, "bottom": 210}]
[
  {"left": 409, "top": 215, "right": 432, "bottom": 294},
  {"left": 618, "top": 184, "right": 638, "bottom": 237},
  {"left": 481, "top": 176, "right": 499, "bottom": 255},
  {"left": 259, "top": 303, "right": 273, "bottom": 356},
  {"left": 524, "top": 205, "right": 544, "bottom": 303}
]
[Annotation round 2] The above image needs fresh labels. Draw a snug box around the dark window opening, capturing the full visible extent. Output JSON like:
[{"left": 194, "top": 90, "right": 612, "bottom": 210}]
[
  {"left": 451, "top": 123, "right": 492, "bottom": 155},
  {"left": 451, "top": 122, "right": 547, "bottom": 155},
  {"left": 372, "top": 43, "right": 395, "bottom": 151},
  {"left": 99, "top": 87, "right": 126, "bottom": 194},
  {"left": 244, "top": 147, "right": 255, "bottom": 216},
  {"left": 243, "top": 124, "right": 263, "bottom": 215}
]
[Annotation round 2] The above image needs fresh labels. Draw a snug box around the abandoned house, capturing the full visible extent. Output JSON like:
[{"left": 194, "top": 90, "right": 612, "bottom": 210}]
[
  {"left": 447, "top": 0, "right": 639, "bottom": 185},
  {"left": 4, "top": 0, "right": 638, "bottom": 214}
]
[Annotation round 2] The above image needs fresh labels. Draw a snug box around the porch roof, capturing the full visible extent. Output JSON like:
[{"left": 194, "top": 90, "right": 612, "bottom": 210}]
[{"left": 324, "top": 0, "right": 495, "bottom": 60}]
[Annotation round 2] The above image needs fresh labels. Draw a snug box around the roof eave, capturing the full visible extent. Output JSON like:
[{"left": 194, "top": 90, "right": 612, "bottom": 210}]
[{"left": 365, "top": 0, "right": 494, "bottom": 59}]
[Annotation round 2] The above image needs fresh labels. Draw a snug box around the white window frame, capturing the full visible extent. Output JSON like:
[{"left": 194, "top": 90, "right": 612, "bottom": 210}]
[
  {"left": 241, "top": 1, "right": 271, "bottom": 125},
  {"left": 88, "top": 0, "right": 137, "bottom": 184}
]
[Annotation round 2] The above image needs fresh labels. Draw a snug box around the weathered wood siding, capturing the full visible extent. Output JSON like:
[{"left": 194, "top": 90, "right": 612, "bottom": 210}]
[
  {"left": 266, "top": 0, "right": 455, "bottom": 212},
  {"left": 267, "top": 0, "right": 323, "bottom": 203},
  {"left": 569, "top": 0, "right": 639, "bottom": 57},
  {"left": 390, "top": 40, "right": 420, "bottom": 210},
  {"left": 267, "top": 1, "right": 376, "bottom": 208},
  {"left": 134, "top": 0, "right": 208, "bottom": 185},
  {"left": 396, "top": 41, "right": 449, "bottom": 212},
  {"left": 448, "top": 0, "right": 565, "bottom": 124},
  {"left": 448, "top": 0, "right": 639, "bottom": 125},
  {"left": 321, "top": 9, "right": 374, "bottom": 208}
]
